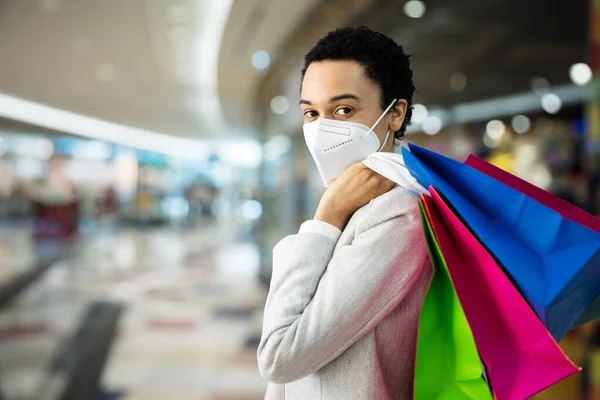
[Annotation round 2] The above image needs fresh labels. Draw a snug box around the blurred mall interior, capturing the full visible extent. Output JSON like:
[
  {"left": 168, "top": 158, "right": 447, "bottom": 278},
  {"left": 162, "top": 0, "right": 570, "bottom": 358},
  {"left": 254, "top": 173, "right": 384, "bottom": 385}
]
[{"left": 0, "top": 0, "right": 599, "bottom": 399}]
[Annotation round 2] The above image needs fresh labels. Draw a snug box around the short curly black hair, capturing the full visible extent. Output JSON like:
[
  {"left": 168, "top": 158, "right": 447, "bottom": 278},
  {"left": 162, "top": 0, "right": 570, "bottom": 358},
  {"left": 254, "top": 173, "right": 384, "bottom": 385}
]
[{"left": 301, "top": 26, "right": 415, "bottom": 140}]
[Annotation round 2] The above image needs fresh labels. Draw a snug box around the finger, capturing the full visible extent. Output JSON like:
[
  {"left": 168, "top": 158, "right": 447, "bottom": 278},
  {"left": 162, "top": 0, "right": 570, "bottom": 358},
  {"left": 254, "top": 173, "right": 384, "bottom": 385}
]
[
  {"left": 353, "top": 161, "right": 369, "bottom": 171},
  {"left": 376, "top": 177, "right": 396, "bottom": 193}
]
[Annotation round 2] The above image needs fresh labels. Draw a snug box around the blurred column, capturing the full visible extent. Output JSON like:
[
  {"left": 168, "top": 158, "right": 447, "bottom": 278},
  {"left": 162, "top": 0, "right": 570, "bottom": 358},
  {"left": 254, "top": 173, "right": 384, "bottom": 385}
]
[
  {"left": 256, "top": 124, "right": 298, "bottom": 284},
  {"left": 278, "top": 142, "right": 296, "bottom": 237},
  {"left": 257, "top": 134, "right": 274, "bottom": 285},
  {"left": 581, "top": 5, "right": 600, "bottom": 400},
  {"left": 587, "top": 0, "right": 600, "bottom": 215}
]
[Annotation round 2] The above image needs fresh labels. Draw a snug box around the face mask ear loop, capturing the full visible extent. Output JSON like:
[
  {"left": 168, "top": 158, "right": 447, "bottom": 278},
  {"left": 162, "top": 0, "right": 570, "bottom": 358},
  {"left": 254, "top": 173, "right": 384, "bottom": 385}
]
[
  {"left": 377, "top": 130, "right": 391, "bottom": 152},
  {"left": 360, "top": 98, "right": 398, "bottom": 139}
]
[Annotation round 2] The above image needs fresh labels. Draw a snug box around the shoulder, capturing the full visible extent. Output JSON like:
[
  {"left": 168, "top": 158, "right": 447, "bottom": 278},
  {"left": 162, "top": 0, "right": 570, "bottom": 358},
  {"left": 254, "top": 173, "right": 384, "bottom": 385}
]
[
  {"left": 366, "top": 185, "right": 422, "bottom": 230},
  {"left": 345, "top": 186, "right": 423, "bottom": 236}
]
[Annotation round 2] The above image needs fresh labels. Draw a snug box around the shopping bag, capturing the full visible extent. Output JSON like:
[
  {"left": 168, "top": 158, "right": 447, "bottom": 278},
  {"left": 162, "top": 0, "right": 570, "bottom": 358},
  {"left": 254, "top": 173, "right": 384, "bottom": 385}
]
[
  {"left": 464, "top": 154, "right": 600, "bottom": 232},
  {"left": 464, "top": 154, "right": 600, "bottom": 328},
  {"left": 402, "top": 143, "right": 600, "bottom": 341},
  {"left": 422, "top": 190, "right": 579, "bottom": 400},
  {"left": 414, "top": 202, "right": 492, "bottom": 400}
]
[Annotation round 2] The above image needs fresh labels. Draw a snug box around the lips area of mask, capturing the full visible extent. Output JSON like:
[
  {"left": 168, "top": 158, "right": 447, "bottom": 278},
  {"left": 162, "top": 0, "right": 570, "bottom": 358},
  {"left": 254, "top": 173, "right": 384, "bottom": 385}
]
[{"left": 305, "top": 121, "right": 379, "bottom": 187}]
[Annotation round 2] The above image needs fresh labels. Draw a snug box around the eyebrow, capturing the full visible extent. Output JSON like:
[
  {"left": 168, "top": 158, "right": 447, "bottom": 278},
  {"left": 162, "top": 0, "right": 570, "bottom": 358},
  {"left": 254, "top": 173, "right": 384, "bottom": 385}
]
[{"left": 299, "top": 93, "right": 361, "bottom": 105}]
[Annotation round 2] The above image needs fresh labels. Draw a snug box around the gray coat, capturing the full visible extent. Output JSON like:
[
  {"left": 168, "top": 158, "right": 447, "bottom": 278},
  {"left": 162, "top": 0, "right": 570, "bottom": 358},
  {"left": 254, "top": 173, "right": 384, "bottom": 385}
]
[{"left": 258, "top": 184, "right": 433, "bottom": 399}]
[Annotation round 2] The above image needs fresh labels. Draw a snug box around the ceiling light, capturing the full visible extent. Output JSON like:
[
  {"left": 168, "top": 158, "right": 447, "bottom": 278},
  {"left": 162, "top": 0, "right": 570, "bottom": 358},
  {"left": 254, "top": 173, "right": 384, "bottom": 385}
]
[
  {"left": 541, "top": 93, "right": 562, "bottom": 114},
  {"left": 404, "top": 1, "right": 426, "bottom": 18},
  {"left": 270, "top": 96, "right": 290, "bottom": 115},
  {"left": 0, "top": 92, "right": 209, "bottom": 159},
  {"left": 511, "top": 115, "right": 531, "bottom": 134},
  {"left": 242, "top": 200, "right": 263, "bottom": 220},
  {"left": 412, "top": 104, "right": 428, "bottom": 124},
  {"left": 265, "top": 135, "right": 292, "bottom": 161},
  {"left": 72, "top": 140, "right": 112, "bottom": 161},
  {"left": 450, "top": 72, "right": 467, "bottom": 91},
  {"left": 483, "top": 134, "right": 500, "bottom": 148},
  {"left": 219, "top": 141, "right": 263, "bottom": 168},
  {"left": 194, "top": 0, "right": 233, "bottom": 131},
  {"left": 252, "top": 50, "right": 271, "bottom": 70},
  {"left": 531, "top": 77, "right": 550, "bottom": 94},
  {"left": 423, "top": 116, "right": 442, "bottom": 135},
  {"left": 570, "top": 63, "right": 593, "bottom": 86},
  {"left": 486, "top": 119, "right": 505, "bottom": 140}
]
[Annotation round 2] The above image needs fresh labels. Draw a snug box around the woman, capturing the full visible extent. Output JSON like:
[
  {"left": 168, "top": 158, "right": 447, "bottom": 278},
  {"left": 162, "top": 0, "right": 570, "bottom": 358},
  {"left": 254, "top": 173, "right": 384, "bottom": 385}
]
[{"left": 258, "top": 26, "right": 432, "bottom": 399}]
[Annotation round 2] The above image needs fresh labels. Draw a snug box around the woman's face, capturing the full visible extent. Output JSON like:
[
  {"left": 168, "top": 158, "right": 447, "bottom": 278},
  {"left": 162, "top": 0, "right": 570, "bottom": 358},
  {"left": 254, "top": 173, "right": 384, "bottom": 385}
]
[{"left": 300, "top": 60, "right": 407, "bottom": 152}]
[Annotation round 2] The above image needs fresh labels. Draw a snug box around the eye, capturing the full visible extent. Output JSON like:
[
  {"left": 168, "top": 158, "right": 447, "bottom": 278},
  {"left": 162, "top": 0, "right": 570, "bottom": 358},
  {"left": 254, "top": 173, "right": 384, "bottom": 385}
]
[
  {"left": 335, "top": 107, "right": 353, "bottom": 116},
  {"left": 304, "top": 110, "right": 318, "bottom": 119}
]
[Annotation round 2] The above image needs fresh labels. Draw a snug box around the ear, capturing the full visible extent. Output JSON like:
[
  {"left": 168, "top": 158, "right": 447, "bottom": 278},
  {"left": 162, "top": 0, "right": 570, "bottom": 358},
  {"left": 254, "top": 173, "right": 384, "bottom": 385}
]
[{"left": 389, "top": 99, "right": 408, "bottom": 133}]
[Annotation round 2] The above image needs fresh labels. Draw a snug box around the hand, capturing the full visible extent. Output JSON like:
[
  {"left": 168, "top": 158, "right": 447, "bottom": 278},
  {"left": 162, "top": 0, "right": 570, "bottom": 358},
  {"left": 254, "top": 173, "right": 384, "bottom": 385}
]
[{"left": 315, "top": 162, "right": 396, "bottom": 230}]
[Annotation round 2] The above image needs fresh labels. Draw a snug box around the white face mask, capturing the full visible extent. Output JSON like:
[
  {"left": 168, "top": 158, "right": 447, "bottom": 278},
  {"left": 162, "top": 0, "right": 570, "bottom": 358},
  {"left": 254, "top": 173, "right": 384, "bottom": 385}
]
[{"left": 303, "top": 99, "right": 397, "bottom": 187}]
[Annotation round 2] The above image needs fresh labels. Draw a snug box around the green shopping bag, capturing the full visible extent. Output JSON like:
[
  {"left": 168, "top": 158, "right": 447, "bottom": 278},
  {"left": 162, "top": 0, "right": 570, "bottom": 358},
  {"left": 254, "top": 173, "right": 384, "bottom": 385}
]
[{"left": 414, "top": 202, "right": 492, "bottom": 399}]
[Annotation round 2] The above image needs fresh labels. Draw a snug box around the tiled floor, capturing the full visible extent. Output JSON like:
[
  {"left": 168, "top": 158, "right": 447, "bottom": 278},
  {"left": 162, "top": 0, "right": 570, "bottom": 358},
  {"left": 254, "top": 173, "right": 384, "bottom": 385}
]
[
  {"left": 0, "top": 222, "right": 38, "bottom": 282},
  {"left": 0, "top": 218, "right": 268, "bottom": 400}
]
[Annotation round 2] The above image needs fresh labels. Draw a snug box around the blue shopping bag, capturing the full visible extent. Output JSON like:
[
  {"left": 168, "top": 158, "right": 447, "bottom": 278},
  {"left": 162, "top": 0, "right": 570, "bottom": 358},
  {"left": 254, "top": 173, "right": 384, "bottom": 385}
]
[{"left": 401, "top": 143, "right": 600, "bottom": 341}]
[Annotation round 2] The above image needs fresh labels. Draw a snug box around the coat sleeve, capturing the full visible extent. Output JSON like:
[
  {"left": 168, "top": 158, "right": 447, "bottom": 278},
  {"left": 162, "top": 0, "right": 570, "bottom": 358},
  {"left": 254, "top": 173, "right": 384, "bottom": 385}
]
[{"left": 257, "top": 201, "right": 431, "bottom": 384}]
